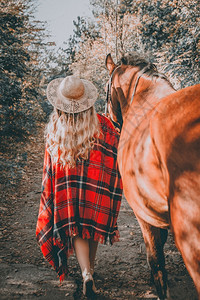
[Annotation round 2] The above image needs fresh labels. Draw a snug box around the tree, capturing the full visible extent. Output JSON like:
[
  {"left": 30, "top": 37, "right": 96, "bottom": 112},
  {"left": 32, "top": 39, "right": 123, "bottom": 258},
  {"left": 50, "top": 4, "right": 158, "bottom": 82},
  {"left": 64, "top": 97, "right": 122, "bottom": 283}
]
[
  {"left": 68, "top": 0, "right": 199, "bottom": 100},
  {"left": 0, "top": 0, "right": 48, "bottom": 139},
  {"left": 137, "top": 0, "right": 200, "bottom": 88},
  {"left": 69, "top": 0, "right": 143, "bottom": 112}
]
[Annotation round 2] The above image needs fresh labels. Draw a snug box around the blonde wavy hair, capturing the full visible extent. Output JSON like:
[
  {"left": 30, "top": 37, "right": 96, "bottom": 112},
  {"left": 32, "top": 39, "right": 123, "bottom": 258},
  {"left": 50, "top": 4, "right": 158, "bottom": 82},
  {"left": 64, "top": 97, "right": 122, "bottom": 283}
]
[{"left": 45, "top": 106, "right": 100, "bottom": 168}]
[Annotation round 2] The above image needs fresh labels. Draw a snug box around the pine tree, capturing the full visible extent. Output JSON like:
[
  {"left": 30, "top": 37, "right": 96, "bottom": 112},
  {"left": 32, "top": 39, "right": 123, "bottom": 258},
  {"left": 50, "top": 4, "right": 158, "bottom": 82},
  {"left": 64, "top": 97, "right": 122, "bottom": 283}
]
[
  {"left": 69, "top": 0, "right": 199, "bottom": 91},
  {"left": 136, "top": 0, "right": 200, "bottom": 87}
]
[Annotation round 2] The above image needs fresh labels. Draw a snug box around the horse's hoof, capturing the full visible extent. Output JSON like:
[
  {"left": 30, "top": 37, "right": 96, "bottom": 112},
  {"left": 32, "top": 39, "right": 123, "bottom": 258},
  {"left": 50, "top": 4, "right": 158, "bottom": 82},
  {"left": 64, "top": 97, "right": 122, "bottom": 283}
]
[{"left": 157, "top": 287, "right": 171, "bottom": 300}]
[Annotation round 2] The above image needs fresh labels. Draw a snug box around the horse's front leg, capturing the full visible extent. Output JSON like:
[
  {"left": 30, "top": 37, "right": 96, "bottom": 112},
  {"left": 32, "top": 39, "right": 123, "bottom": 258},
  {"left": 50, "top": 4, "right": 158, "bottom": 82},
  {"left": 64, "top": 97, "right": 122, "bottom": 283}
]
[{"left": 137, "top": 216, "right": 169, "bottom": 300}]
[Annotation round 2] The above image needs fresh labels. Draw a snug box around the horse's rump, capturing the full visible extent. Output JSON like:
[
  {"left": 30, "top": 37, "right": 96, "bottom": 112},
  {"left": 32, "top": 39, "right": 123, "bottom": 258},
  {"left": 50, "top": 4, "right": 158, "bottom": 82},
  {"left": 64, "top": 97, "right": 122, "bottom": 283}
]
[
  {"left": 151, "top": 84, "right": 200, "bottom": 170},
  {"left": 151, "top": 84, "right": 200, "bottom": 193}
]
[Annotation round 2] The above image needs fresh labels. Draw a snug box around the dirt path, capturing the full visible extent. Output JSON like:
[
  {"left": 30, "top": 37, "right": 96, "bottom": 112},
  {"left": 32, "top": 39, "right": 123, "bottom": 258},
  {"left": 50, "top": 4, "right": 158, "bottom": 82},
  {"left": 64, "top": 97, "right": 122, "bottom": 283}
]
[{"left": 0, "top": 127, "right": 198, "bottom": 300}]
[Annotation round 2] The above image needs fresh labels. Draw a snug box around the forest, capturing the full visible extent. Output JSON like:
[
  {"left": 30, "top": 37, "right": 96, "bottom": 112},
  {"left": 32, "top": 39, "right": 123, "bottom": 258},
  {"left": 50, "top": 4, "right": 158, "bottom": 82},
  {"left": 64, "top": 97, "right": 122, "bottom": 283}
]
[
  {"left": 0, "top": 0, "right": 199, "bottom": 189},
  {"left": 0, "top": 1, "right": 200, "bottom": 299}
]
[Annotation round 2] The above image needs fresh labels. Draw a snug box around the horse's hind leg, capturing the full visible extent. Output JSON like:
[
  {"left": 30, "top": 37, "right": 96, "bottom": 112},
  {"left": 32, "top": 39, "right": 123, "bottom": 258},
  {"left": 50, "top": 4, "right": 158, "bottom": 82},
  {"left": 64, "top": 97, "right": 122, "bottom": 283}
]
[
  {"left": 170, "top": 181, "right": 200, "bottom": 299},
  {"left": 137, "top": 216, "right": 169, "bottom": 300}
]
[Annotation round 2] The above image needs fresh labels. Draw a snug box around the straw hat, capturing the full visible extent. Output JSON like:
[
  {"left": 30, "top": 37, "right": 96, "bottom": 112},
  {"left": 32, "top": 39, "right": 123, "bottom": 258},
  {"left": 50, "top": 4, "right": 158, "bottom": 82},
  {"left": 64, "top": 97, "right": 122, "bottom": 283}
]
[{"left": 46, "top": 76, "right": 98, "bottom": 113}]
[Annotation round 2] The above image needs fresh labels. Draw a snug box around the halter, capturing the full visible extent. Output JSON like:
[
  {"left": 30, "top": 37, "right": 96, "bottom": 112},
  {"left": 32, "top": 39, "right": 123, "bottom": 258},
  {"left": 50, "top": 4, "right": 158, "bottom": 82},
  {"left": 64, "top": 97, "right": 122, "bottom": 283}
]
[
  {"left": 105, "top": 65, "right": 171, "bottom": 134},
  {"left": 105, "top": 66, "right": 119, "bottom": 115},
  {"left": 105, "top": 65, "right": 149, "bottom": 115}
]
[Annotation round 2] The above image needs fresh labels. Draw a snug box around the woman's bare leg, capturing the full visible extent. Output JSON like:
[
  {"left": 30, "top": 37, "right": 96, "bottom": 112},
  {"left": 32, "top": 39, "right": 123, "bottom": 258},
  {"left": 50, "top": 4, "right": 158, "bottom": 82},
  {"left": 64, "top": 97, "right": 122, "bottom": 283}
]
[
  {"left": 73, "top": 236, "right": 96, "bottom": 296},
  {"left": 89, "top": 239, "right": 98, "bottom": 274},
  {"left": 73, "top": 236, "right": 90, "bottom": 273}
]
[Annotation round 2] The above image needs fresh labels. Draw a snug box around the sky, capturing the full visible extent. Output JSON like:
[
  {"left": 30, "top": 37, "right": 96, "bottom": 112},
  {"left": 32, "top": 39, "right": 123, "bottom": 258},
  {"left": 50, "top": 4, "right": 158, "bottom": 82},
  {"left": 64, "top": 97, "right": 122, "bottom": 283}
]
[{"left": 35, "top": 0, "right": 93, "bottom": 48}]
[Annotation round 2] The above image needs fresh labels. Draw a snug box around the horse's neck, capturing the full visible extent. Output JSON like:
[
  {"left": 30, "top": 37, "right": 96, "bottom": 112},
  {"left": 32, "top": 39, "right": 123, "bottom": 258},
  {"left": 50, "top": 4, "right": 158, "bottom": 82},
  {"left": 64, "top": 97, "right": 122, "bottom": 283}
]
[
  {"left": 149, "top": 77, "right": 175, "bottom": 103},
  {"left": 122, "top": 76, "right": 175, "bottom": 120}
]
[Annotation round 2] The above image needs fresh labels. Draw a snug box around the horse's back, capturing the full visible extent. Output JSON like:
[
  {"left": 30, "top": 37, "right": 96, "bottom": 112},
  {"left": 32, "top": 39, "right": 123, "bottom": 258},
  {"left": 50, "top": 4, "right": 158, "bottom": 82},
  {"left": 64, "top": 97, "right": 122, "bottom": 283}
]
[
  {"left": 151, "top": 84, "right": 200, "bottom": 189},
  {"left": 152, "top": 84, "right": 200, "bottom": 159}
]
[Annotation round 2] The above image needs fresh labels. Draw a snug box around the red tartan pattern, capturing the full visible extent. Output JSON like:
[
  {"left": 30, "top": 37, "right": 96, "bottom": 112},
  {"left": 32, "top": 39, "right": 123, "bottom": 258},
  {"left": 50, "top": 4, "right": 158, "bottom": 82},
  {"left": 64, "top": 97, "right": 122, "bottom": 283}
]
[{"left": 36, "top": 114, "right": 123, "bottom": 279}]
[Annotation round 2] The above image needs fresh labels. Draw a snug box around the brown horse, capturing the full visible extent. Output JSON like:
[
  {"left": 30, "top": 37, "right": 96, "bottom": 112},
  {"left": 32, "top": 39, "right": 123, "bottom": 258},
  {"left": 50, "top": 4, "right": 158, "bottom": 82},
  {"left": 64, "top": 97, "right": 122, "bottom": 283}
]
[{"left": 105, "top": 52, "right": 200, "bottom": 300}]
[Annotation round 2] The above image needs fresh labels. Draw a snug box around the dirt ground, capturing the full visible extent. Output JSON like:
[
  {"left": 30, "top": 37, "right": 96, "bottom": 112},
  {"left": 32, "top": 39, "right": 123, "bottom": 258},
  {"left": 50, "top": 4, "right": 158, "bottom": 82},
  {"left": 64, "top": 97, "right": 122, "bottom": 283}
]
[{"left": 0, "top": 127, "right": 198, "bottom": 300}]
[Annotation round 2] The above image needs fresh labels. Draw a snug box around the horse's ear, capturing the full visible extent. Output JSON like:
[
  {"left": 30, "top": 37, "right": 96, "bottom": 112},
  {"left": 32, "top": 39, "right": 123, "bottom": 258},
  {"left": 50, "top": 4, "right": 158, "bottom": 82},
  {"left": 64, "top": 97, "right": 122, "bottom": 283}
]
[{"left": 106, "top": 53, "right": 116, "bottom": 75}]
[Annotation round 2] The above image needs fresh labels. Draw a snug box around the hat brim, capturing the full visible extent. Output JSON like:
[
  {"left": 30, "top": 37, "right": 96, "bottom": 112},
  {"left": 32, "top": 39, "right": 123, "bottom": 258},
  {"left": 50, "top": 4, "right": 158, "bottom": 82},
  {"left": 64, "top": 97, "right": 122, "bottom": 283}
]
[{"left": 46, "top": 78, "right": 98, "bottom": 113}]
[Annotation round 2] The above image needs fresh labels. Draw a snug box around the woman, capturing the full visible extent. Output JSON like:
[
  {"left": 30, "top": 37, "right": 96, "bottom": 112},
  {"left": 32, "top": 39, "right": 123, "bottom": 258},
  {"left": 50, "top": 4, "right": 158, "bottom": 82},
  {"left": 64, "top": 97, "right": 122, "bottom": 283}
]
[{"left": 36, "top": 76, "right": 122, "bottom": 297}]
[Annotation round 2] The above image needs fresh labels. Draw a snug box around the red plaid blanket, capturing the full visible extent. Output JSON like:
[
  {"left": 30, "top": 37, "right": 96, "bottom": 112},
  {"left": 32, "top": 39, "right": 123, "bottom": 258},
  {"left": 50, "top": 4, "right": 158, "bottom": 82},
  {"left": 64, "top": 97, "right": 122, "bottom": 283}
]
[{"left": 36, "top": 114, "right": 123, "bottom": 280}]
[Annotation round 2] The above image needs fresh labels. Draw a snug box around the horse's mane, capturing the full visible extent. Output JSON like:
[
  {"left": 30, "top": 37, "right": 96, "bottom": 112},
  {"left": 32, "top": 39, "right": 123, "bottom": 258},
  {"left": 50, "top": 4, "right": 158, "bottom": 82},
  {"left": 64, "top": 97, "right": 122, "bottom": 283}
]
[
  {"left": 119, "top": 51, "right": 174, "bottom": 88},
  {"left": 120, "top": 52, "right": 157, "bottom": 75},
  {"left": 119, "top": 52, "right": 174, "bottom": 88}
]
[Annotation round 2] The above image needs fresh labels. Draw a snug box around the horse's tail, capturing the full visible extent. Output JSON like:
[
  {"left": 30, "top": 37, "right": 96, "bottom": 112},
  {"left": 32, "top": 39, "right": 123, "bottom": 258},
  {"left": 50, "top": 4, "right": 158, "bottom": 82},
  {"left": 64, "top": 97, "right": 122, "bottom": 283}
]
[{"left": 151, "top": 83, "right": 200, "bottom": 296}]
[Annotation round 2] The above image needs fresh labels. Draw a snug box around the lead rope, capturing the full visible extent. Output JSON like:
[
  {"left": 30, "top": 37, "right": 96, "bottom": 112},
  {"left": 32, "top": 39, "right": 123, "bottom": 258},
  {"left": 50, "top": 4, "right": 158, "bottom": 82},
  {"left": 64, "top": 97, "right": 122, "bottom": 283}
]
[
  {"left": 105, "top": 66, "right": 121, "bottom": 115},
  {"left": 105, "top": 73, "right": 113, "bottom": 115}
]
